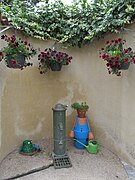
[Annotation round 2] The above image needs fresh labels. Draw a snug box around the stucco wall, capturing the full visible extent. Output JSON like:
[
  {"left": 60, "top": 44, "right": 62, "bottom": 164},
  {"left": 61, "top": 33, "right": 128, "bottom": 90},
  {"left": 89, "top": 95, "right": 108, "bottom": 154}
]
[{"left": 0, "top": 24, "right": 135, "bottom": 167}]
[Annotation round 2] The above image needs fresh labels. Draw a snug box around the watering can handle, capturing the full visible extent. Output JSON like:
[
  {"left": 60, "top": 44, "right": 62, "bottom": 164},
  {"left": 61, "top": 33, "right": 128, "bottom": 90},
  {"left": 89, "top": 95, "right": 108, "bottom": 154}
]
[{"left": 73, "top": 138, "right": 87, "bottom": 148}]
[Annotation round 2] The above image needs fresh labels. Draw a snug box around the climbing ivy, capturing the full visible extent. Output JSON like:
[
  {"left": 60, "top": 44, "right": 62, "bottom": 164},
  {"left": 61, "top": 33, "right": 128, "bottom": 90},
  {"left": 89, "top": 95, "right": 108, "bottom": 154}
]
[{"left": 0, "top": 0, "right": 135, "bottom": 47}]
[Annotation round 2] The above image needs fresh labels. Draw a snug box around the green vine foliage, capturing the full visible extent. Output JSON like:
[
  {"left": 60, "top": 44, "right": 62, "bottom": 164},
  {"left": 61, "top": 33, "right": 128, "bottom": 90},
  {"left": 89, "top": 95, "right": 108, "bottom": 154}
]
[{"left": 0, "top": 0, "right": 135, "bottom": 48}]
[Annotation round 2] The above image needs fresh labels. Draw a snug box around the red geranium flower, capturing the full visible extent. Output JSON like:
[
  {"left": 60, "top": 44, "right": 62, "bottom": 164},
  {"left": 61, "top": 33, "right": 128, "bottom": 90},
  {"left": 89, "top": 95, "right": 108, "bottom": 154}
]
[
  {"left": 124, "top": 49, "right": 128, "bottom": 53},
  {"left": 0, "top": 52, "right": 3, "bottom": 56},
  {"left": 106, "top": 40, "right": 109, "bottom": 44},
  {"left": 24, "top": 41, "right": 28, "bottom": 45},
  {"left": 101, "top": 54, "right": 106, "bottom": 59},
  {"left": 124, "top": 58, "right": 129, "bottom": 63},
  {"left": 11, "top": 60, "right": 17, "bottom": 64},
  {"left": 118, "top": 38, "right": 122, "bottom": 42},
  {"left": 110, "top": 57, "right": 114, "bottom": 60}
]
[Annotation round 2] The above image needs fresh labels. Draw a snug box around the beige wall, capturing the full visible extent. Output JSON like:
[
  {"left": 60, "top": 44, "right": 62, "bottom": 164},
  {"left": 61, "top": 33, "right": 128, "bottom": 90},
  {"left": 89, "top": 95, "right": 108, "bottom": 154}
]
[{"left": 0, "top": 24, "right": 135, "bottom": 167}]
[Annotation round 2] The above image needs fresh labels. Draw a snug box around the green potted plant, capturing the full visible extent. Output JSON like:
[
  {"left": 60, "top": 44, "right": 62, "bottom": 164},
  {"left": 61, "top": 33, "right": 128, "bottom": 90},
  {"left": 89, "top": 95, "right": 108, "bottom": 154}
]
[
  {"left": 99, "top": 38, "right": 135, "bottom": 76},
  {"left": 38, "top": 48, "right": 72, "bottom": 74},
  {"left": 71, "top": 102, "right": 89, "bottom": 118},
  {"left": 0, "top": 34, "right": 37, "bottom": 69}
]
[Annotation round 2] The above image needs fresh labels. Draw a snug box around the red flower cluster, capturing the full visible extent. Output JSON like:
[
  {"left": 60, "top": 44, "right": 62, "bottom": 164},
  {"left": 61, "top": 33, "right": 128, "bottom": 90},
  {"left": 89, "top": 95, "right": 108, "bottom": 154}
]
[
  {"left": 99, "top": 38, "right": 135, "bottom": 76},
  {"left": 38, "top": 48, "right": 72, "bottom": 74}
]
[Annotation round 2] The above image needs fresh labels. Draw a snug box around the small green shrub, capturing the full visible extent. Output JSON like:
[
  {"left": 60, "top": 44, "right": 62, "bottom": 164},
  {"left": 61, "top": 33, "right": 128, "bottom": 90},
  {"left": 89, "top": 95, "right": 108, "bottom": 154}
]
[{"left": 71, "top": 102, "right": 89, "bottom": 110}]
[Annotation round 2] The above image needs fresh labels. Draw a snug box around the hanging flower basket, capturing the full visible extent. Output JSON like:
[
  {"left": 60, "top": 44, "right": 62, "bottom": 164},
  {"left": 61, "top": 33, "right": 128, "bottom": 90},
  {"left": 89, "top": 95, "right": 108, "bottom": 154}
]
[
  {"left": 38, "top": 48, "right": 72, "bottom": 74},
  {"left": 99, "top": 38, "right": 135, "bottom": 76},
  {"left": 0, "top": 34, "right": 37, "bottom": 70},
  {"left": 50, "top": 62, "right": 62, "bottom": 71},
  {"left": 6, "top": 54, "right": 25, "bottom": 68}
]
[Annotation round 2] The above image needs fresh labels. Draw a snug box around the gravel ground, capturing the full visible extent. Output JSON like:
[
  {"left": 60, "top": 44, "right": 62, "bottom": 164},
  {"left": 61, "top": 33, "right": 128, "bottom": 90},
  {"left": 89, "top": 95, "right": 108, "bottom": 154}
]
[{"left": 0, "top": 138, "right": 128, "bottom": 180}]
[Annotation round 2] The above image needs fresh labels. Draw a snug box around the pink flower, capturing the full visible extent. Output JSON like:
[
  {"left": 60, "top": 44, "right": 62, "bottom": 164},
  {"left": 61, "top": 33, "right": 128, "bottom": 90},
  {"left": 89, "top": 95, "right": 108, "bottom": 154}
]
[
  {"left": 102, "top": 54, "right": 106, "bottom": 59},
  {"left": 124, "top": 58, "right": 129, "bottom": 63},
  {"left": 124, "top": 49, "right": 128, "bottom": 53}
]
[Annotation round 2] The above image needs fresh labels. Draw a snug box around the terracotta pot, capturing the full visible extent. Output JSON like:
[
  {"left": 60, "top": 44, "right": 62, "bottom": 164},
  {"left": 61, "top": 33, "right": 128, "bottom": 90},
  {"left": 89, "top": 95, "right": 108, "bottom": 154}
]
[{"left": 77, "top": 109, "right": 87, "bottom": 118}]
